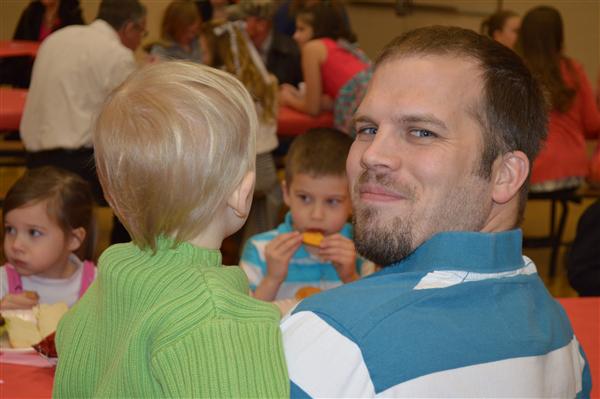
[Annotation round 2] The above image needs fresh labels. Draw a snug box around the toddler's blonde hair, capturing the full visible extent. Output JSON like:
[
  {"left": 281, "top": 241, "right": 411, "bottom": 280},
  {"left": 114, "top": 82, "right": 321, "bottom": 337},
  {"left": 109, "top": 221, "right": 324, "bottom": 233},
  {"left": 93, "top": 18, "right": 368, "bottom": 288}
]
[{"left": 94, "top": 61, "right": 257, "bottom": 250}]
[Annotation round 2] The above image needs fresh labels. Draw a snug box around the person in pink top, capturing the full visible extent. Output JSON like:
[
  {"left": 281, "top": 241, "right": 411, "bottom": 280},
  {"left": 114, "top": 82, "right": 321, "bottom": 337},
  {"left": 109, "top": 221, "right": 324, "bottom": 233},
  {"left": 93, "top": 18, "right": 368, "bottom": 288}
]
[
  {"left": 1, "top": 167, "right": 96, "bottom": 310},
  {"left": 278, "top": 0, "right": 371, "bottom": 134},
  {"left": 515, "top": 6, "right": 600, "bottom": 192}
]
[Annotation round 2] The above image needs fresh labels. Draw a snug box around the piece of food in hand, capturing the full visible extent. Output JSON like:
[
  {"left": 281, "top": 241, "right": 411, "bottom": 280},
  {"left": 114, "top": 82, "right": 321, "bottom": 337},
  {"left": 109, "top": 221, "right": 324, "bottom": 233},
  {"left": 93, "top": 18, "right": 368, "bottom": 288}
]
[
  {"left": 295, "top": 286, "right": 322, "bottom": 300},
  {"left": 23, "top": 290, "right": 40, "bottom": 301},
  {"left": 5, "top": 316, "right": 41, "bottom": 348},
  {"left": 33, "top": 331, "right": 57, "bottom": 358},
  {"left": 302, "top": 231, "right": 324, "bottom": 247},
  {"left": 34, "top": 303, "right": 69, "bottom": 339}
]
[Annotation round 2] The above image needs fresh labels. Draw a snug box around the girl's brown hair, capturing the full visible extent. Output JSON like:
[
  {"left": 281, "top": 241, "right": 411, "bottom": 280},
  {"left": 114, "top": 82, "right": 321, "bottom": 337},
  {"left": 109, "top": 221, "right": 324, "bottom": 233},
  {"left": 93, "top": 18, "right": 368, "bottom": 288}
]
[
  {"left": 3, "top": 166, "right": 96, "bottom": 260},
  {"left": 480, "top": 10, "right": 518, "bottom": 38},
  {"left": 297, "top": 1, "right": 356, "bottom": 43},
  {"left": 515, "top": 6, "right": 576, "bottom": 113},
  {"left": 161, "top": 0, "right": 201, "bottom": 42}
]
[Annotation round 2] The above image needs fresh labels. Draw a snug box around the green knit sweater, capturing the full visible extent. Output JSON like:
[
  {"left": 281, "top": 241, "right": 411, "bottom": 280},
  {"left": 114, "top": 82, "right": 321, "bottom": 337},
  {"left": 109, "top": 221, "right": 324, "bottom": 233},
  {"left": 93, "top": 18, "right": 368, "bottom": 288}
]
[{"left": 53, "top": 238, "right": 289, "bottom": 398}]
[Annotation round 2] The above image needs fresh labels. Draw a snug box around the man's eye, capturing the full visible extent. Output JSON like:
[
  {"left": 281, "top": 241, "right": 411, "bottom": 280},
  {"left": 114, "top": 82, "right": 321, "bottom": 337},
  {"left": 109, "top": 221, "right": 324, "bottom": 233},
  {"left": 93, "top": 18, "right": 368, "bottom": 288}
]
[
  {"left": 410, "top": 129, "right": 436, "bottom": 138},
  {"left": 356, "top": 126, "right": 377, "bottom": 136}
]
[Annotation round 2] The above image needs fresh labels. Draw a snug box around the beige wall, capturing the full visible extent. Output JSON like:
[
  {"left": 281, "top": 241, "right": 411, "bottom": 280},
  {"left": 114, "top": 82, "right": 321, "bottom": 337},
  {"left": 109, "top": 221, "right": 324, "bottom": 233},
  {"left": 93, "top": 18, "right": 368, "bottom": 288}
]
[{"left": 1, "top": 0, "right": 598, "bottom": 82}]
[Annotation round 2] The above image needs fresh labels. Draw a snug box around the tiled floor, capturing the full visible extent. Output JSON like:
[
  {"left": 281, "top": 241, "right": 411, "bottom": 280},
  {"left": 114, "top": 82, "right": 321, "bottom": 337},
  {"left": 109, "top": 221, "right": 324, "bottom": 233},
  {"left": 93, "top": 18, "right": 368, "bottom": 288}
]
[{"left": 0, "top": 165, "right": 591, "bottom": 298}]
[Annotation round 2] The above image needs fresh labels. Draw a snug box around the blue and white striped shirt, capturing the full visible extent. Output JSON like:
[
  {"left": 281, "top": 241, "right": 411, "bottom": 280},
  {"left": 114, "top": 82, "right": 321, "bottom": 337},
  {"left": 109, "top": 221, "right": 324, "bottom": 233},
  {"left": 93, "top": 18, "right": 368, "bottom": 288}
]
[{"left": 282, "top": 229, "right": 591, "bottom": 398}]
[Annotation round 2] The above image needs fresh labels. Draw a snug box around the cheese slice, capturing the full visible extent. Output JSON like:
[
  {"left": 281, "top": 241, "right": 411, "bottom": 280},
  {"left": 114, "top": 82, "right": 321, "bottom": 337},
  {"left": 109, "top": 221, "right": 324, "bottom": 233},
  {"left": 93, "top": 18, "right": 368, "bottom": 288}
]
[
  {"left": 4, "top": 302, "right": 69, "bottom": 348},
  {"left": 35, "top": 303, "right": 69, "bottom": 339},
  {"left": 5, "top": 317, "right": 41, "bottom": 348}
]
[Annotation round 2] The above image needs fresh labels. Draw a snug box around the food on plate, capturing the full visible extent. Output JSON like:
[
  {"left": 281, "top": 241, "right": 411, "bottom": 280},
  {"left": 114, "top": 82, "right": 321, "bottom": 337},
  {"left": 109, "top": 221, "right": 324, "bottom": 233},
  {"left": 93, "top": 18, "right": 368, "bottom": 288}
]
[
  {"left": 0, "top": 313, "right": 6, "bottom": 336},
  {"left": 23, "top": 290, "right": 40, "bottom": 301},
  {"left": 295, "top": 286, "right": 322, "bottom": 300},
  {"left": 4, "top": 302, "right": 69, "bottom": 348},
  {"left": 33, "top": 331, "right": 57, "bottom": 358},
  {"left": 36, "top": 302, "right": 68, "bottom": 338},
  {"left": 302, "top": 231, "right": 324, "bottom": 247}
]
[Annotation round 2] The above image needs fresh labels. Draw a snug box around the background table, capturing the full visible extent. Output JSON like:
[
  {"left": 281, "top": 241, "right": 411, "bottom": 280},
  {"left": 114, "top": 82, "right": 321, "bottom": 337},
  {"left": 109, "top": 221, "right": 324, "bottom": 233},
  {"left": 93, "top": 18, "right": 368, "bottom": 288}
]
[
  {"left": 0, "top": 88, "right": 27, "bottom": 131},
  {"left": 0, "top": 41, "right": 39, "bottom": 58},
  {"left": 0, "top": 297, "right": 597, "bottom": 398},
  {"left": 277, "top": 106, "right": 333, "bottom": 137}
]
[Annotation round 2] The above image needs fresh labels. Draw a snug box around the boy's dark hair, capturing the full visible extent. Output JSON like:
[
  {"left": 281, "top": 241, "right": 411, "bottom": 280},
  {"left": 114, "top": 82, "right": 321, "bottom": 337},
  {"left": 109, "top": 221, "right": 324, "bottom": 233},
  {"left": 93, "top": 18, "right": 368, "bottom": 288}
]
[
  {"left": 285, "top": 128, "right": 353, "bottom": 185},
  {"left": 3, "top": 166, "right": 96, "bottom": 260},
  {"left": 97, "top": 0, "right": 146, "bottom": 31}
]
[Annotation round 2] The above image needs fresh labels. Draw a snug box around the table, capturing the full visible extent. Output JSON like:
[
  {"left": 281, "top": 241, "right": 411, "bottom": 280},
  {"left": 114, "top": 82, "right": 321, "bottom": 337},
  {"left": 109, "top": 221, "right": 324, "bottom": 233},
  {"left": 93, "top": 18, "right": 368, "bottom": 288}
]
[
  {"left": 0, "top": 297, "right": 597, "bottom": 398},
  {"left": 0, "top": 88, "right": 27, "bottom": 131},
  {"left": 0, "top": 41, "right": 39, "bottom": 58},
  {"left": 277, "top": 106, "right": 333, "bottom": 137}
]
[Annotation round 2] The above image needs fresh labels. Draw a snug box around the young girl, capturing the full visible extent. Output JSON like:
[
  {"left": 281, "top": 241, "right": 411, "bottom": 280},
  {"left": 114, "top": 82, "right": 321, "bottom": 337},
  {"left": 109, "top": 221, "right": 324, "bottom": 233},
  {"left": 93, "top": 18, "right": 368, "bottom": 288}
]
[
  {"left": 278, "top": 0, "right": 371, "bottom": 134},
  {"left": 1, "top": 166, "right": 96, "bottom": 310}
]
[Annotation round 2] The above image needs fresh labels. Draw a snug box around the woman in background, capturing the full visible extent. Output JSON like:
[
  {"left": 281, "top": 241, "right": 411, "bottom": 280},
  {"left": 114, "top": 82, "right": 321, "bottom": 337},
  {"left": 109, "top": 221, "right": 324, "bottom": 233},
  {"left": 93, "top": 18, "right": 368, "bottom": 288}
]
[
  {"left": 278, "top": 1, "right": 370, "bottom": 134},
  {"left": 480, "top": 9, "right": 520, "bottom": 49},
  {"left": 516, "top": 6, "right": 599, "bottom": 192},
  {"left": 150, "top": 0, "right": 212, "bottom": 65}
]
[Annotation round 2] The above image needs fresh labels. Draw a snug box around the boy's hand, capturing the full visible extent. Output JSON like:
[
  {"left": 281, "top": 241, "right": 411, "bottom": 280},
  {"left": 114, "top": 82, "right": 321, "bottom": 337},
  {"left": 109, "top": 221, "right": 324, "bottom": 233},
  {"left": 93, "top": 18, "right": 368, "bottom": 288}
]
[
  {"left": 264, "top": 231, "right": 303, "bottom": 283},
  {"left": 319, "top": 234, "right": 359, "bottom": 283},
  {"left": 1, "top": 291, "right": 39, "bottom": 310}
]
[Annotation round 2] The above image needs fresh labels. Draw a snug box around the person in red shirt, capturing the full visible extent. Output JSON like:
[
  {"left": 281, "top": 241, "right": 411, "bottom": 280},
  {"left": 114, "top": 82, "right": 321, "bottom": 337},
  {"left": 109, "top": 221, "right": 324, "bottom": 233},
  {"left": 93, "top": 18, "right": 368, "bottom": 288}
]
[{"left": 515, "top": 6, "right": 600, "bottom": 192}]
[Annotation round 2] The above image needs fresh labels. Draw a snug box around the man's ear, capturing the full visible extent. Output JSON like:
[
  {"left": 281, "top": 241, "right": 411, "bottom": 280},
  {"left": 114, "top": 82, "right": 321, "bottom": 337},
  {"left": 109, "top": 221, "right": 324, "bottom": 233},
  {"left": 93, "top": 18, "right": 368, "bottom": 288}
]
[
  {"left": 68, "top": 227, "right": 86, "bottom": 252},
  {"left": 227, "top": 171, "right": 256, "bottom": 219},
  {"left": 492, "top": 151, "right": 529, "bottom": 204}
]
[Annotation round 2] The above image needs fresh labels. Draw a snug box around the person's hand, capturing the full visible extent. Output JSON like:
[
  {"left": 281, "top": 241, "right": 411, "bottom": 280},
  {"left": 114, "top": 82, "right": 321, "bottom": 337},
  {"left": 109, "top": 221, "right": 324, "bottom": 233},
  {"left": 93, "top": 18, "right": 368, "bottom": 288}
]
[
  {"left": 264, "top": 231, "right": 303, "bottom": 284},
  {"left": 279, "top": 84, "right": 301, "bottom": 106},
  {"left": 1, "top": 291, "right": 39, "bottom": 310},
  {"left": 319, "top": 234, "right": 359, "bottom": 283}
]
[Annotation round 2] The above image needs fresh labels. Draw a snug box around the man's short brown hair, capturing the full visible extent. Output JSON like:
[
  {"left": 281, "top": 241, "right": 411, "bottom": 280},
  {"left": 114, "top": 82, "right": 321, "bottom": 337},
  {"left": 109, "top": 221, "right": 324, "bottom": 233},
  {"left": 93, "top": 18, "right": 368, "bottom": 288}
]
[
  {"left": 285, "top": 128, "right": 353, "bottom": 186},
  {"left": 376, "top": 26, "right": 548, "bottom": 220}
]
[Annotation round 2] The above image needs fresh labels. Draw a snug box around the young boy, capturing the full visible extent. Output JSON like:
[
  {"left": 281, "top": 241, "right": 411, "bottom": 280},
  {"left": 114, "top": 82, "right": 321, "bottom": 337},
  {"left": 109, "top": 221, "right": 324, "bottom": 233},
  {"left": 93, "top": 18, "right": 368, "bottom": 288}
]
[
  {"left": 53, "top": 62, "right": 289, "bottom": 398},
  {"left": 241, "top": 128, "right": 371, "bottom": 301}
]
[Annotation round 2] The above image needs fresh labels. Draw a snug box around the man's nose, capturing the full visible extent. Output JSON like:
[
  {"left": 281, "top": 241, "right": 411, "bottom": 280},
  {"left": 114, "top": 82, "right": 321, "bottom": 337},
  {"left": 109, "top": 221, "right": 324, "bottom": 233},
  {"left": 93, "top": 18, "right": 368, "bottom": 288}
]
[{"left": 361, "top": 127, "right": 402, "bottom": 171}]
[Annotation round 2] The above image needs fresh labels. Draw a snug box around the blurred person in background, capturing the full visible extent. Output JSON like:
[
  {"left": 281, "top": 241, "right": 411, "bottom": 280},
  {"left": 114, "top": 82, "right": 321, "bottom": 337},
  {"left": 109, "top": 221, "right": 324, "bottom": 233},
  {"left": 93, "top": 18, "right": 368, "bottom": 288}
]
[
  {"left": 480, "top": 9, "right": 520, "bottom": 49},
  {"left": 150, "top": 0, "right": 212, "bottom": 65},
  {"left": 515, "top": 6, "right": 600, "bottom": 193},
  {"left": 19, "top": 0, "right": 147, "bottom": 244},
  {"left": 240, "top": 0, "right": 302, "bottom": 87},
  {"left": 1, "top": 0, "right": 84, "bottom": 89}
]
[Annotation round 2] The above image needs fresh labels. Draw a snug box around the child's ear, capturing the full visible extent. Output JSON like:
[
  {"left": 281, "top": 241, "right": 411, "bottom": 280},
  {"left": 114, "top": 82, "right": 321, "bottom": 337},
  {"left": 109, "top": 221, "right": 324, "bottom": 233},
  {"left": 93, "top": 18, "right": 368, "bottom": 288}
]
[
  {"left": 281, "top": 180, "right": 291, "bottom": 207},
  {"left": 227, "top": 171, "right": 256, "bottom": 219},
  {"left": 67, "top": 227, "right": 86, "bottom": 252}
]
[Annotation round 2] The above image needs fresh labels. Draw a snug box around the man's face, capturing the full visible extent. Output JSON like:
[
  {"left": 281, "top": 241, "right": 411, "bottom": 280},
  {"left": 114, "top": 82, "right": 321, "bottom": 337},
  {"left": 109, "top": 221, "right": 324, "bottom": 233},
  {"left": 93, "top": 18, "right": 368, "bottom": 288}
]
[
  {"left": 347, "top": 55, "right": 494, "bottom": 266},
  {"left": 245, "top": 16, "right": 270, "bottom": 48},
  {"left": 120, "top": 16, "right": 147, "bottom": 51}
]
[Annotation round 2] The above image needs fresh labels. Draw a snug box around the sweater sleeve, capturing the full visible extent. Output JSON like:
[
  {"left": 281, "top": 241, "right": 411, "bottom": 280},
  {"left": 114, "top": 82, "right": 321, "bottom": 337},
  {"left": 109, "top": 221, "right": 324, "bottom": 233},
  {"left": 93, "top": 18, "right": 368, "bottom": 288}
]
[{"left": 150, "top": 319, "right": 289, "bottom": 398}]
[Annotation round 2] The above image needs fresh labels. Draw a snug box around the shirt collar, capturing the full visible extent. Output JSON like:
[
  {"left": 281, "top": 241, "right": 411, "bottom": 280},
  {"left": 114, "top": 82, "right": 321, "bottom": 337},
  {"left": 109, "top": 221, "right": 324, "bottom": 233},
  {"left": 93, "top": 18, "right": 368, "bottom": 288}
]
[{"left": 381, "top": 229, "right": 524, "bottom": 274}]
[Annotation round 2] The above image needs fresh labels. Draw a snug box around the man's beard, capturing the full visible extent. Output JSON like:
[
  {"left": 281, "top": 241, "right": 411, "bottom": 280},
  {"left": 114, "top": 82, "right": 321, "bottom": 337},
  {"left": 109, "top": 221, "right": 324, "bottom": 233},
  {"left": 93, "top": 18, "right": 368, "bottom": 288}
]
[
  {"left": 351, "top": 168, "right": 491, "bottom": 267},
  {"left": 353, "top": 205, "right": 415, "bottom": 266}
]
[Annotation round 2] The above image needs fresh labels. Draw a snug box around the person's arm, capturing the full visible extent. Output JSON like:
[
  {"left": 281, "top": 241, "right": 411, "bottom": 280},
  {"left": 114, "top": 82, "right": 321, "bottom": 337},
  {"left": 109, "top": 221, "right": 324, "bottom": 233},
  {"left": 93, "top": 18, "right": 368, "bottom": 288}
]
[
  {"left": 151, "top": 318, "right": 289, "bottom": 397},
  {"left": 279, "top": 40, "right": 326, "bottom": 116},
  {"left": 253, "top": 232, "right": 303, "bottom": 301}
]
